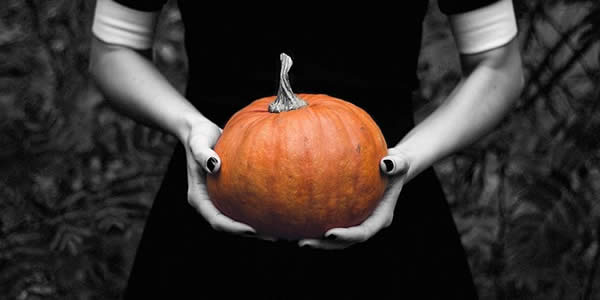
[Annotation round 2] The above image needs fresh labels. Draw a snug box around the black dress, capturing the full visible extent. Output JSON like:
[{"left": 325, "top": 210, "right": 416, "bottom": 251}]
[{"left": 115, "top": 1, "right": 495, "bottom": 298}]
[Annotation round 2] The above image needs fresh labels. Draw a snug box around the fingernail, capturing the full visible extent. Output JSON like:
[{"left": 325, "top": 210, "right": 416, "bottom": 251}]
[
  {"left": 383, "top": 159, "right": 395, "bottom": 173},
  {"left": 325, "top": 234, "right": 337, "bottom": 240},
  {"left": 207, "top": 157, "right": 218, "bottom": 173}
]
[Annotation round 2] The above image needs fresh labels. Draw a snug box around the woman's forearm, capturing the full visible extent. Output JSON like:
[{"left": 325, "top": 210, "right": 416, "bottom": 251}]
[
  {"left": 89, "top": 37, "right": 206, "bottom": 141},
  {"left": 398, "top": 39, "right": 524, "bottom": 182}
]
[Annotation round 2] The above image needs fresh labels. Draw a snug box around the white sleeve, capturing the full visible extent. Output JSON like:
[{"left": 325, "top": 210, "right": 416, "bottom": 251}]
[
  {"left": 448, "top": 0, "right": 518, "bottom": 54},
  {"left": 92, "top": 0, "right": 160, "bottom": 50}
]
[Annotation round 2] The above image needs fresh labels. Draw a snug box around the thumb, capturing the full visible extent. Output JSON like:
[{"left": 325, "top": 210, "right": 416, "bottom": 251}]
[
  {"left": 380, "top": 152, "right": 409, "bottom": 176},
  {"left": 189, "top": 137, "right": 222, "bottom": 174}
]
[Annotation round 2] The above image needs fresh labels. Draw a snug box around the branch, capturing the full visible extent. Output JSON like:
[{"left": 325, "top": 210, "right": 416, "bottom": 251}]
[
  {"left": 583, "top": 224, "right": 600, "bottom": 300},
  {"left": 518, "top": 36, "right": 597, "bottom": 113}
]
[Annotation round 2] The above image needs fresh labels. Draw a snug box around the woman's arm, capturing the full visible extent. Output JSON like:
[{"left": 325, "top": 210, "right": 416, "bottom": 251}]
[
  {"left": 301, "top": 0, "right": 524, "bottom": 249},
  {"left": 299, "top": 37, "right": 524, "bottom": 250},
  {"left": 395, "top": 37, "right": 524, "bottom": 182},
  {"left": 89, "top": 0, "right": 256, "bottom": 236},
  {"left": 301, "top": 40, "right": 524, "bottom": 249},
  {"left": 89, "top": 36, "right": 206, "bottom": 141}
]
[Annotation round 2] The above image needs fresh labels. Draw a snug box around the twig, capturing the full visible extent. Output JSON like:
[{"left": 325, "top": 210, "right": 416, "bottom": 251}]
[{"left": 583, "top": 225, "right": 600, "bottom": 300}]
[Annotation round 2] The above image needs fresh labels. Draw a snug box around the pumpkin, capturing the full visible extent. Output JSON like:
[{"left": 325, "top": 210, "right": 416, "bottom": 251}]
[{"left": 206, "top": 53, "right": 388, "bottom": 239}]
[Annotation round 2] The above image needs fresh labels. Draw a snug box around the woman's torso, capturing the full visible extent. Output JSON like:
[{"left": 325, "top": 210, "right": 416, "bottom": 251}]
[
  {"left": 123, "top": 4, "right": 481, "bottom": 299},
  {"left": 177, "top": 4, "right": 430, "bottom": 145}
]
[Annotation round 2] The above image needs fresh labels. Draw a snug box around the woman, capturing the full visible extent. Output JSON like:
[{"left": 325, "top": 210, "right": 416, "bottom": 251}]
[{"left": 90, "top": 0, "right": 523, "bottom": 298}]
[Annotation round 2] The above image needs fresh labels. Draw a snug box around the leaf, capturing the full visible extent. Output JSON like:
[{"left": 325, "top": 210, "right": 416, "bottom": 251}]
[{"left": 49, "top": 224, "right": 90, "bottom": 255}]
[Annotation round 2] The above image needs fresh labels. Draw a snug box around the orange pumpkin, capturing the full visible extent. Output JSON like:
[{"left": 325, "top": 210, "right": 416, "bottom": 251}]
[{"left": 206, "top": 53, "right": 388, "bottom": 239}]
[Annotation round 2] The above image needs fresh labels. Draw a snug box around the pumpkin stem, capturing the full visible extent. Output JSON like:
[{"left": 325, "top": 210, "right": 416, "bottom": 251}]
[{"left": 268, "top": 53, "right": 308, "bottom": 113}]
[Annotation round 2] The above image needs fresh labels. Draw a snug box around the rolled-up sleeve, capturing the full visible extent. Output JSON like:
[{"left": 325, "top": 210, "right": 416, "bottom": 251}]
[
  {"left": 439, "top": 0, "right": 518, "bottom": 54},
  {"left": 92, "top": 0, "right": 165, "bottom": 49}
]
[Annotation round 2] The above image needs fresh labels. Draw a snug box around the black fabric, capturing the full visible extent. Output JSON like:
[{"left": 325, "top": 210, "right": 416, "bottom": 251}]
[
  {"left": 113, "top": 0, "right": 166, "bottom": 12},
  {"left": 117, "top": 1, "right": 488, "bottom": 299},
  {"left": 438, "top": 0, "right": 502, "bottom": 15},
  {"left": 124, "top": 144, "right": 478, "bottom": 299}
]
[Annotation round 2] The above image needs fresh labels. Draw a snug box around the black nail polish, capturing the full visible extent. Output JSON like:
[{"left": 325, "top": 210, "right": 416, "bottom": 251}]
[
  {"left": 383, "top": 159, "right": 394, "bottom": 173},
  {"left": 207, "top": 157, "right": 217, "bottom": 172},
  {"left": 326, "top": 234, "right": 337, "bottom": 240}
]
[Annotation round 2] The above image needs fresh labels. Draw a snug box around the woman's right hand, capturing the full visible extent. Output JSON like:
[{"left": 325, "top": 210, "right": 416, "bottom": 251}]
[{"left": 182, "top": 118, "right": 258, "bottom": 237}]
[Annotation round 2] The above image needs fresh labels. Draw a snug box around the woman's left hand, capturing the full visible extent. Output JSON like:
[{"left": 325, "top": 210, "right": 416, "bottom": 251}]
[{"left": 297, "top": 148, "right": 410, "bottom": 250}]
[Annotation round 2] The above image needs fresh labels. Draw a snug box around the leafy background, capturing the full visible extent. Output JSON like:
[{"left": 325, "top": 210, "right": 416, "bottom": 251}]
[{"left": 0, "top": 0, "right": 598, "bottom": 299}]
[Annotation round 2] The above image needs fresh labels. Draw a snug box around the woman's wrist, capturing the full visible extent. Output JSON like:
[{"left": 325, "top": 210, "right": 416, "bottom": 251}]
[
  {"left": 389, "top": 144, "right": 431, "bottom": 183},
  {"left": 175, "top": 111, "right": 213, "bottom": 143}
]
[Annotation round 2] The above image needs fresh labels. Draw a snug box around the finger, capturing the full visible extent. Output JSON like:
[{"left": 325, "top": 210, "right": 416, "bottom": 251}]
[
  {"left": 191, "top": 145, "right": 221, "bottom": 174},
  {"left": 210, "top": 211, "right": 256, "bottom": 234},
  {"left": 189, "top": 190, "right": 256, "bottom": 235},
  {"left": 323, "top": 223, "right": 373, "bottom": 244},
  {"left": 380, "top": 152, "right": 409, "bottom": 176},
  {"left": 298, "top": 239, "right": 352, "bottom": 250},
  {"left": 324, "top": 188, "right": 400, "bottom": 242}
]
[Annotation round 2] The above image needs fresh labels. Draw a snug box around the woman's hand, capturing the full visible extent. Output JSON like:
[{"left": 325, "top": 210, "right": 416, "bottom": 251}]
[
  {"left": 183, "top": 119, "right": 258, "bottom": 237},
  {"left": 297, "top": 148, "right": 410, "bottom": 250}
]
